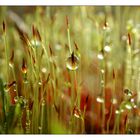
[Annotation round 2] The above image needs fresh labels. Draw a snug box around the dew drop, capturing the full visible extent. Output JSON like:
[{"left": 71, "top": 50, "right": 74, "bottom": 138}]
[
  {"left": 125, "top": 102, "right": 132, "bottom": 110},
  {"left": 66, "top": 52, "right": 79, "bottom": 71},
  {"left": 101, "top": 80, "right": 104, "bottom": 85},
  {"left": 30, "top": 39, "right": 41, "bottom": 48},
  {"left": 41, "top": 67, "right": 47, "bottom": 73},
  {"left": 9, "top": 62, "right": 13, "bottom": 68},
  {"left": 14, "top": 96, "right": 19, "bottom": 103},
  {"left": 26, "top": 120, "right": 31, "bottom": 126},
  {"left": 120, "top": 109, "right": 124, "bottom": 113},
  {"left": 104, "top": 45, "right": 111, "bottom": 52},
  {"left": 131, "top": 98, "right": 134, "bottom": 102},
  {"left": 20, "top": 97, "right": 27, "bottom": 108},
  {"left": 74, "top": 113, "right": 80, "bottom": 118},
  {"left": 133, "top": 105, "right": 137, "bottom": 108},
  {"left": 64, "top": 82, "right": 71, "bottom": 88},
  {"left": 111, "top": 98, "right": 117, "bottom": 104},
  {"left": 100, "top": 69, "right": 105, "bottom": 74},
  {"left": 14, "top": 89, "right": 16, "bottom": 92},
  {"left": 96, "top": 96, "right": 104, "bottom": 103},
  {"left": 115, "top": 110, "right": 120, "bottom": 114},
  {"left": 41, "top": 99, "right": 46, "bottom": 106},
  {"left": 4, "top": 81, "right": 16, "bottom": 92},
  {"left": 23, "top": 80, "right": 28, "bottom": 84},
  {"left": 97, "top": 52, "right": 104, "bottom": 60},
  {"left": 4, "top": 87, "right": 9, "bottom": 92},
  {"left": 131, "top": 101, "right": 137, "bottom": 108},
  {"left": 127, "top": 129, "right": 134, "bottom": 134},
  {"left": 103, "top": 23, "right": 110, "bottom": 31},
  {"left": 122, "top": 35, "right": 127, "bottom": 41},
  {"left": 38, "top": 81, "right": 42, "bottom": 86},
  {"left": 14, "top": 96, "right": 27, "bottom": 108},
  {"left": 55, "top": 44, "right": 62, "bottom": 51},
  {"left": 38, "top": 126, "right": 42, "bottom": 130},
  {"left": 73, "top": 107, "right": 81, "bottom": 119}
]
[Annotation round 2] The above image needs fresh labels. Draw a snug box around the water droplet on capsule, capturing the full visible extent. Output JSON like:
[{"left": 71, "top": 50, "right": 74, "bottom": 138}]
[
  {"left": 66, "top": 52, "right": 79, "bottom": 71},
  {"left": 96, "top": 96, "right": 104, "bottom": 103}
]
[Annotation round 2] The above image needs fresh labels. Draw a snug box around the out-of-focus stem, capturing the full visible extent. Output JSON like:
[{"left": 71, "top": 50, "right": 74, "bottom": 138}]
[
  {"left": 124, "top": 34, "right": 132, "bottom": 90},
  {"left": 3, "top": 26, "right": 9, "bottom": 83},
  {"left": 107, "top": 70, "right": 116, "bottom": 133}
]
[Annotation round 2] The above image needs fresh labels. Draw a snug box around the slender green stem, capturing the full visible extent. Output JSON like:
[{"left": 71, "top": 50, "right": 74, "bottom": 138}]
[
  {"left": 25, "top": 108, "right": 31, "bottom": 134},
  {"left": 70, "top": 71, "right": 75, "bottom": 133},
  {"left": 0, "top": 79, "right": 7, "bottom": 133},
  {"left": 113, "top": 114, "right": 120, "bottom": 134},
  {"left": 11, "top": 66, "right": 18, "bottom": 97},
  {"left": 107, "top": 71, "right": 116, "bottom": 133},
  {"left": 39, "top": 100, "right": 46, "bottom": 134},
  {"left": 3, "top": 24, "right": 9, "bottom": 133},
  {"left": 3, "top": 31, "right": 9, "bottom": 83},
  {"left": 107, "top": 104, "right": 113, "bottom": 133},
  {"left": 100, "top": 59, "right": 105, "bottom": 133}
]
